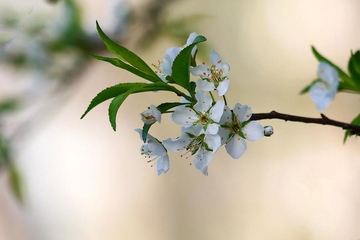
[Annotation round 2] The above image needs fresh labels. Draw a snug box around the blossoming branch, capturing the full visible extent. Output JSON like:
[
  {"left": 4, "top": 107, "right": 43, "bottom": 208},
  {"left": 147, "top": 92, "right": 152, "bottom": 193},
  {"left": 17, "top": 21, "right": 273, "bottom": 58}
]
[{"left": 81, "top": 21, "right": 360, "bottom": 176}]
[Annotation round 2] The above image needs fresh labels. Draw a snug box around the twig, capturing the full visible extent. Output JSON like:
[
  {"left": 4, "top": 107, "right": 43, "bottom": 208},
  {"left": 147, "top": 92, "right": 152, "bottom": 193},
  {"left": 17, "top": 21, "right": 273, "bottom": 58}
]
[{"left": 251, "top": 110, "right": 360, "bottom": 136}]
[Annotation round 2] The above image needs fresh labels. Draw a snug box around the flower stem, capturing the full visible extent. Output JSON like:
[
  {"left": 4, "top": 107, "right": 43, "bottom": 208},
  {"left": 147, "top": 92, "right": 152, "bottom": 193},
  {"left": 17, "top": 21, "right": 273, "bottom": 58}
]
[{"left": 222, "top": 95, "right": 228, "bottom": 106}]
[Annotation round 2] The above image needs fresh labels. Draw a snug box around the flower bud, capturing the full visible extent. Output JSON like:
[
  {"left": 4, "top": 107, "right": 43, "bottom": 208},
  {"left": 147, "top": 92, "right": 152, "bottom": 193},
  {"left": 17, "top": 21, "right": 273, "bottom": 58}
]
[
  {"left": 264, "top": 125, "right": 274, "bottom": 137},
  {"left": 140, "top": 105, "right": 161, "bottom": 125}
]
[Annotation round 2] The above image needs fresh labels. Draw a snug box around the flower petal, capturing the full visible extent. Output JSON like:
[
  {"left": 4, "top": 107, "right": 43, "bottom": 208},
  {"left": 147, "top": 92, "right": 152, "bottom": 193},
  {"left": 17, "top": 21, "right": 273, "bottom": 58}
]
[
  {"left": 194, "top": 91, "right": 212, "bottom": 113},
  {"left": 147, "top": 139, "right": 167, "bottom": 156},
  {"left": 206, "top": 123, "right": 219, "bottom": 135},
  {"left": 225, "top": 135, "right": 247, "bottom": 159},
  {"left": 210, "top": 50, "right": 222, "bottom": 65},
  {"left": 309, "top": 82, "right": 332, "bottom": 111},
  {"left": 209, "top": 100, "right": 225, "bottom": 122},
  {"left": 196, "top": 79, "right": 215, "bottom": 92},
  {"left": 190, "top": 65, "right": 209, "bottom": 77},
  {"left": 233, "top": 103, "right": 252, "bottom": 122},
  {"left": 216, "top": 78, "right": 229, "bottom": 96},
  {"left": 242, "top": 121, "right": 264, "bottom": 141},
  {"left": 220, "top": 105, "right": 232, "bottom": 125},
  {"left": 318, "top": 62, "right": 339, "bottom": 85},
  {"left": 150, "top": 105, "right": 161, "bottom": 123},
  {"left": 157, "top": 154, "right": 170, "bottom": 175},
  {"left": 204, "top": 134, "right": 221, "bottom": 153},
  {"left": 218, "top": 127, "right": 231, "bottom": 145},
  {"left": 185, "top": 32, "right": 198, "bottom": 56},
  {"left": 219, "top": 61, "right": 230, "bottom": 75},
  {"left": 194, "top": 149, "right": 213, "bottom": 176},
  {"left": 171, "top": 107, "right": 198, "bottom": 125}
]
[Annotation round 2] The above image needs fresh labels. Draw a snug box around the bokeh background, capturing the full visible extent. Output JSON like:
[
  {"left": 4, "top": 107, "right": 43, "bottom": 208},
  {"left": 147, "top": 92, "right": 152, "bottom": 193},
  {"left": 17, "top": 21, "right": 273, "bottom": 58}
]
[{"left": 1, "top": 0, "right": 360, "bottom": 239}]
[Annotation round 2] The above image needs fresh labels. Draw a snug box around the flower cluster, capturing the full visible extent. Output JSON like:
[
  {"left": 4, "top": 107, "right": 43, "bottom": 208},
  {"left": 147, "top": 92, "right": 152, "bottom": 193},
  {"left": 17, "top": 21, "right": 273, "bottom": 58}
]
[
  {"left": 137, "top": 33, "right": 265, "bottom": 175},
  {"left": 83, "top": 23, "right": 360, "bottom": 177}
]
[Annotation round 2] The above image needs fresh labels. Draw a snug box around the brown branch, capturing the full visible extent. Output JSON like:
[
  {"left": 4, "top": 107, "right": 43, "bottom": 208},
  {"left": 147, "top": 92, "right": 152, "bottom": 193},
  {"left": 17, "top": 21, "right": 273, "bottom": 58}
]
[{"left": 251, "top": 111, "right": 360, "bottom": 136}]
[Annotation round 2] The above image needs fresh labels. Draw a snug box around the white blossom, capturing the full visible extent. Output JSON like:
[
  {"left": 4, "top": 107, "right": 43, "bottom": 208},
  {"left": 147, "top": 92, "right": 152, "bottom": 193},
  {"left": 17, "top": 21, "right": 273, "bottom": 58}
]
[
  {"left": 162, "top": 125, "right": 221, "bottom": 175},
  {"left": 190, "top": 50, "right": 230, "bottom": 96},
  {"left": 170, "top": 91, "right": 224, "bottom": 134},
  {"left": 156, "top": 32, "right": 198, "bottom": 82},
  {"left": 310, "top": 62, "right": 339, "bottom": 111},
  {"left": 135, "top": 129, "right": 169, "bottom": 175},
  {"left": 219, "top": 103, "right": 264, "bottom": 159}
]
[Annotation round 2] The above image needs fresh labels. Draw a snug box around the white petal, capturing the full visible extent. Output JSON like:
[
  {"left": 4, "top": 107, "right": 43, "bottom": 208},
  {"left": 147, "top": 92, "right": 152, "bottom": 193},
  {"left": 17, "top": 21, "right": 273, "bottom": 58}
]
[
  {"left": 162, "top": 136, "right": 188, "bottom": 152},
  {"left": 318, "top": 62, "right": 339, "bottom": 85},
  {"left": 219, "top": 61, "right": 230, "bottom": 75},
  {"left": 209, "top": 100, "right": 225, "bottom": 122},
  {"left": 233, "top": 103, "right": 252, "bottom": 122},
  {"left": 162, "top": 47, "right": 182, "bottom": 75},
  {"left": 309, "top": 82, "right": 332, "bottom": 111},
  {"left": 194, "top": 91, "right": 212, "bottom": 113},
  {"left": 218, "top": 127, "right": 231, "bottom": 145},
  {"left": 197, "top": 79, "right": 215, "bottom": 92},
  {"left": 171, "top": 107, "right": 198, "bottom": 125},
  {"left": 216, "top": 78, "right": 229, "bottom": 96},
  {"left": 225, "top": 135, "right": 247, "bottom": 159},
  {"left": 162, "top": 55, "right": 173, "bottom": 76},
  {"left": 206, "top": 123, "right": 219, "bottom": 135},
  {"left": 220, "top": 105, "right": 232, "bottom": 125},
  {"left": 165, "top": 47, "right": 182, "bottom": 61},
  {"left": 147, "top": 139, "right": 167, "bottom": 156},
  {"left": 204, "top": 134, "right": 221, "bottom": 153},
  {"left": 242, "top": 121, "right": 264, "bottom": 141},
  {"left": 162, "top": 125, "right": 202, "bottom": 152},
  {"left": 194, "top": 149, "right": 213, "bottom": 175},
  {"left": 210, "top": 50, "right": 222, "bottom": 65},
  {"left": 150, "top": 105, "right": 162, "bottom": 123},
  {"left": 185, "top": 32, "right": 199, "bottom": 56},
  {"left": 185, "top": 32, "right": 198, "bottom": 46},
  {"left": 190, "top": 65, "right": 209, "bottom": 77},
  {"left": 157, "top": 154, "right": 170, "bottom": 175}
]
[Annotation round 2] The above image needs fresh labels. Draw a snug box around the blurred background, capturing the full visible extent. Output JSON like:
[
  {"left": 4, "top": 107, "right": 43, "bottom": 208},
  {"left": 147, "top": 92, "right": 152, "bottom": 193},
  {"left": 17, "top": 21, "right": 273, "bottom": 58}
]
[{"left": 0, "top": 0, "right": 360, "bottom": 239}]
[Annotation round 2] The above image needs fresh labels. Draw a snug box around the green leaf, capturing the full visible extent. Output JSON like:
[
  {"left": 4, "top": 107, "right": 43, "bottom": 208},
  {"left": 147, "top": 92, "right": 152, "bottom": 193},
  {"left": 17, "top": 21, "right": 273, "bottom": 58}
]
[
  {"left": 157, "top": 102, "right": 187, "bottom": 113},
  {"left": 109, "top": 86, "right": 140, "bottom": 131},
  {"left": 81, "top": 82, "right": 147, "bottom": 119},
  {"left": 338, "top": 82, "right": 360, "bottom": 93},
  {"left": 311, "top": 46, "right": 352, "bottom": 83},
  {"left": 96, "top": 21, "right": 161, "bottom": 82},
  {"left": 90, "top": 54, "right": 160, "bottom": 83},
  {"left": 0, "top": 134, "right": 10, "bottom": 168},
  {"left": 0, "top": 99, "right": 18, "bottom": 112},
  {"left": 189, "top": 81, "right": 197, "bottom": 99},
  {"left": 343, "top": 113, "right": 360, "bottom": 143},
  {"left": 81, "top": 82, "right": 188, "bottom": 120},
  {"left": 299, "top": 79, "right": 318, "bottom": 95},
  {"left": 9, "top": 164, "right": 23, "bottom": 203},
  {"left": 348, "top": 51, "right": 360, "bottom": 89},
  {"left": 172, "top": 35, "right": 207, "bottom": 91},
  {"left": 350, "top": 51, "right": 360, "bottom": 75}
]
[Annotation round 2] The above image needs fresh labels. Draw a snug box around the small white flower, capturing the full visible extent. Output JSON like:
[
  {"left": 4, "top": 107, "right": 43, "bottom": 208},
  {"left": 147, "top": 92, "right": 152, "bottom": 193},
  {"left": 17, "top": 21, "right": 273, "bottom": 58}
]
[
  {"left": 170, "top": 91, "right": 224, "bottom": 134},
  {"left": 135, "top": 129, "right": 169, "bottom": 175},
  {"left": 140, "top": 105, "right": 161, "bottom": 125},
  {"left": 156, "top": 32, "right": 198, "bottom": 82},
  {"left": 190, "top": 50, "right": 230, "bottom": 96},
  {"left": 309, "top": 62, "right": 339, "bottom": 111},
  {"left": 219, "top": 103, "right": 264, "bottom": 159},
  {"left": 162, "top": 125, "right": 221, "bottom": 175}
]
